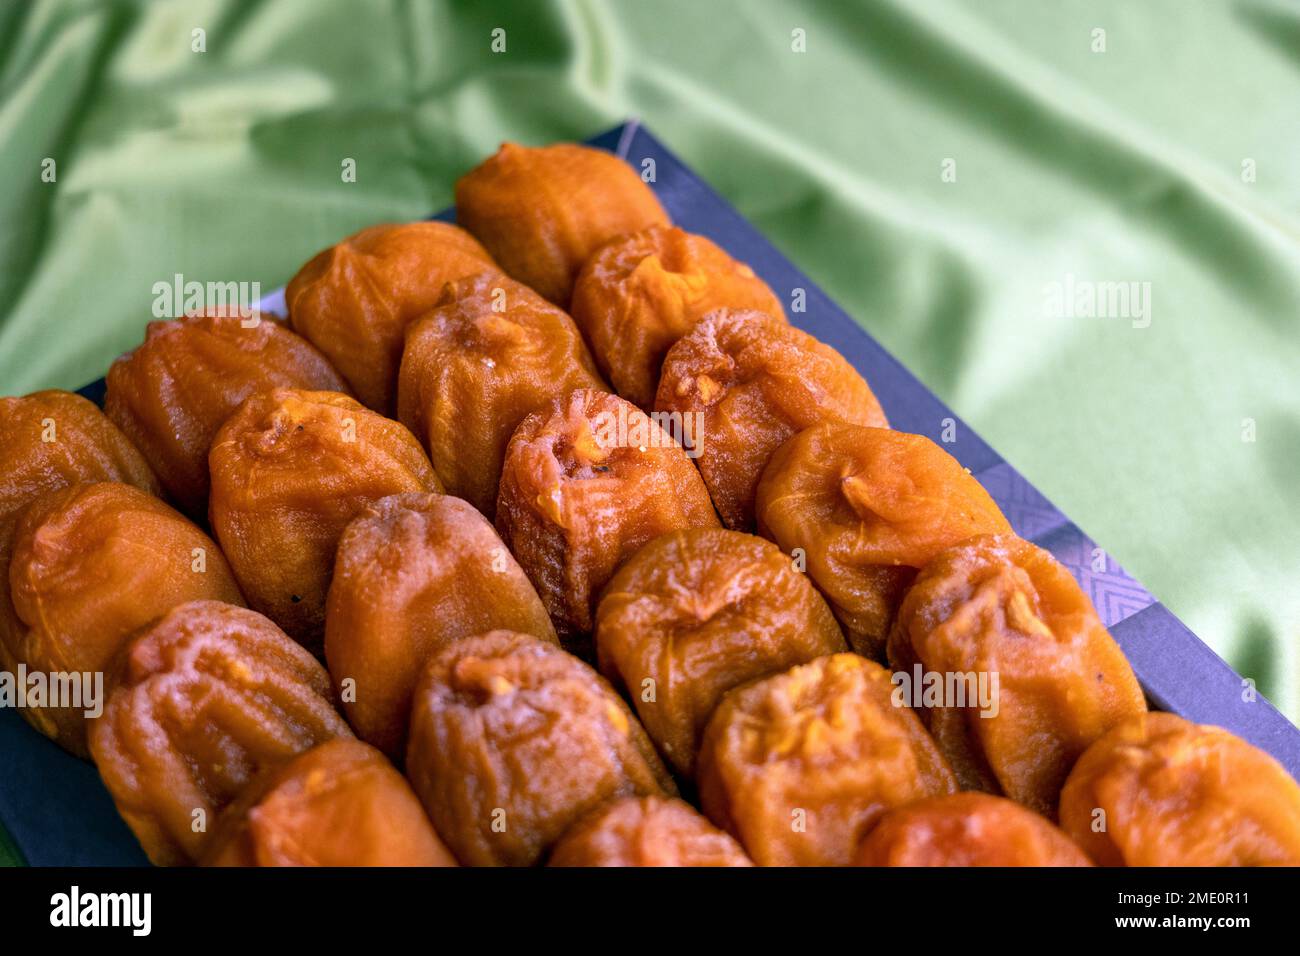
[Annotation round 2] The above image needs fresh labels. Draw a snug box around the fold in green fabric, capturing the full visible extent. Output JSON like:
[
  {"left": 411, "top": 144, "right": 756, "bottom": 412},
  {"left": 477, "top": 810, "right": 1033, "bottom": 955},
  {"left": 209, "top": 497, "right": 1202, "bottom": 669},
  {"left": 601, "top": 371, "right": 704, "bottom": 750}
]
[{"left": 1, "top": 0, "right": 1298, "bottom": 866}]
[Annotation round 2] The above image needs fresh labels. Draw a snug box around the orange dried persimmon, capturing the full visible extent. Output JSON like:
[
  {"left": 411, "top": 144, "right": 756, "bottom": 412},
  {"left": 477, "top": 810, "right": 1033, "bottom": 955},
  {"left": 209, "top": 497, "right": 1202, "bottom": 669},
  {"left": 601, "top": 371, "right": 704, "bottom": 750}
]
[
  {"left": 397, "top": 272, "right": 604, "bottom": 517},
  {"left": 455, "top": 142, "right": 669, "bottom": 307},
  {"left": 105, "top": 311, "right": 348, "bottom": 517},
  {"left": 549, "top": 796, "right": 752, "bottom": 867},
  {"left": 697, "top": 653, "right": 955, "bottom": 866},
  {"left": 405, "top": 630, "right": 675, "bottom": 866},
  {"left": 0, "top": 389, "right": 159, "bottom": 541},
  {"left": 1058, "top": 713, "right": 1300, "bottom": 866},
  {"left": 655, "top": 309, "right": 888, "bottom": 530},
  {"left": 595, "top": 528, "right": 845, "bottom": 776},
  {"left": 757, "top": 423, "right": 1010, "bottom": 658},
  {"left": 208, "top": 388, "right": 441, "bottom": 650},
  {"left": 5, "top": 482, "right": 243, "bottom": 756},
  {"left": 204, "top": 739, "right": 457, "bottom": 867},
  {"left": 89, "top": 601, "right": 351, "bottom": 866},
  {"left": 495, "top": 388, "right": 719, "bottom": 653},
  {"left": 887, "top": 533, "right": 1147, "bottom": 816},
  {"left": 286, "top": 222, "right": 497, "bottom": 413},
  {"left": 855, "top": 792, "right": 1093, "bottom": 867},
  {"left": 324, "top": 493, "right": 557, "bottom": 761},
  {"left": 570, "top": 225, "right": 784, "bottom": 408}
]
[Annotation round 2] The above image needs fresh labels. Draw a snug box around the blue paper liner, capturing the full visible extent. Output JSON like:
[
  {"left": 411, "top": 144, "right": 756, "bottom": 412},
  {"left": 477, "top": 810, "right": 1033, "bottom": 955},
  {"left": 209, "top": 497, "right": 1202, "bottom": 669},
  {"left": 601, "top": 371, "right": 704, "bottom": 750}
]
[{"left": 3, "top": 120, "right": 1296, "bottom": 867}]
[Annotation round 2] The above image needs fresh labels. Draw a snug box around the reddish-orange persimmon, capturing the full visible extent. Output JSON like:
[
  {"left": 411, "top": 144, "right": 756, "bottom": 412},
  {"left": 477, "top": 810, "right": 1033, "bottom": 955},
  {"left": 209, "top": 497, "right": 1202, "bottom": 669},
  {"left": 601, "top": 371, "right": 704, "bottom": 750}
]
[
  {"left": 0, "top": 390, "right": 159, "bottom": 537},
  {"left": 856, "top": 792, "right": 1093, "bottom": 867},
  {"left": 204, "top": 739, "right": 457, "bottom": 867}
]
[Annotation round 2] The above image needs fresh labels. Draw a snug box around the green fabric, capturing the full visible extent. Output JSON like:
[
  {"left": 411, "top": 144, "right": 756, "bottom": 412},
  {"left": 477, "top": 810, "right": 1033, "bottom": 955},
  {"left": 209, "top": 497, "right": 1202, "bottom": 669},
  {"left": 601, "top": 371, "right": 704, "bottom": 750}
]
[{"left": 2, "top": 0, "right": 1298, "bottom": 866}]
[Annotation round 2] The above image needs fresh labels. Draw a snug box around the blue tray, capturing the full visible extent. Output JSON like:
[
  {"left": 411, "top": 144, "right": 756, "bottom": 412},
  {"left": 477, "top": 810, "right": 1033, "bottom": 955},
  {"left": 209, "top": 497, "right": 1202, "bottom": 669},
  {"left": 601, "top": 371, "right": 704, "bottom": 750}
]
[{"left": 3, "top": 121, "right": 1297, "bottom": 866}]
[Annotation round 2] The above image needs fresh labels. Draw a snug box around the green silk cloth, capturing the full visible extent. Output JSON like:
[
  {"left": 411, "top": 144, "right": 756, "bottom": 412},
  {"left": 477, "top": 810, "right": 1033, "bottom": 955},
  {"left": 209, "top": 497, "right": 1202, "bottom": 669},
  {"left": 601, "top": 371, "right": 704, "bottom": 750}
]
[{"left": 2, "top": 0, "right": 1298, "bottom": 865}]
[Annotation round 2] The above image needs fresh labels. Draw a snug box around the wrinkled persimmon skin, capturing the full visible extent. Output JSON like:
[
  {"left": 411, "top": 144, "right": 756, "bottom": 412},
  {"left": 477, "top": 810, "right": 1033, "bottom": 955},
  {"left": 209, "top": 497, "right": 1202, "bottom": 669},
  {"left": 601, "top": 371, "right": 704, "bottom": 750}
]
[
  {"left": 0, "top": 390, "right": 159, "bottom": 536},
  {"left": 855, "top": 792, "right": 1093, "bottom": 867},
  {"left": 5, "top": 483, "right": 244, "bottom": 756},
  {"left": 406, "top": 630, "right": 676, "bottom": 867},
  {"left": 208, "top": 388, "right": 442, "bottom": 651},
  {"left": 887, "top": 534, "right": 1147, "bottom": 816},
  {"left": 495, "top": 388, "right": 720, "bottom": 654},
  {"left": 548, "top": 796, "right": 753, "bottom": 867},
  {"left": 698, "top": 654, "right": 956, "bottom": 866},
  {"left": 570, "top": 226, "right": 785, "bottom": 408},
  {"left": 203, "top": 739, "right": 457, "bottom": 867},
  {"left": 324, "top": 493, "right": 558, "bottom": 761},
  {"left": 105, "top": 312, "right": 349, "bottom": 517},
  {"left": 1059, "top": 713, "right": 1300, "bottom": 866},
  {"left": 655, "top": 310, "right": 889, "bottom": 530},
  {"left": 396, "top": 272, "right": 605, "bottom": 517},
  {"left": 286, "top": 222, "right": 498, "bottom": 413},
  {"left": 455, "top": 142, "right": 670, "bottom": 307},
  {"left": 88, "top": 601, "right": 352, "bottom": 866},
  {"left": 595, "top": 528, "right": 846, "bottom": 776},
  {"left": 0, "top": 391, "right": 159, "bottom": 684},
  {"left": 757, "top": 423, "right": 1011, "bottom": 659}
]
